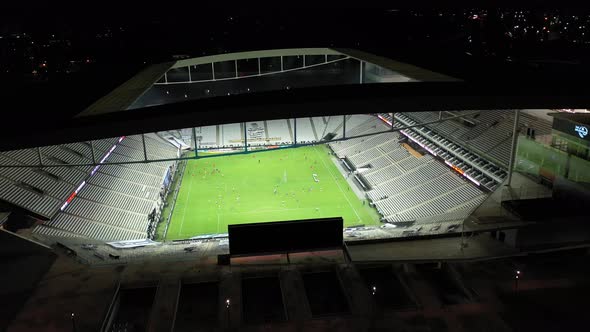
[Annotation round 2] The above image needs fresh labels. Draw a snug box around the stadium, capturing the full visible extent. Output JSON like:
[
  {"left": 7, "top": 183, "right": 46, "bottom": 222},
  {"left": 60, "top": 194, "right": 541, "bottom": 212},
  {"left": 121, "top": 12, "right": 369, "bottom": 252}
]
[
  {"left": 1, "top": 48, "right": 531, "bottom": 243},
  {"left": 1, "top": 48, "right": 590, "bottom": 331}
]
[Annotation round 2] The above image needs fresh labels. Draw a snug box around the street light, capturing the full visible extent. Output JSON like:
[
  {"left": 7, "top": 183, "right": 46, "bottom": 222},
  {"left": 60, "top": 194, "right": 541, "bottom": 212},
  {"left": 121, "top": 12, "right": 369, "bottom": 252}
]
[
  {"left": 225, "top": 298, "right": 231, "bottom": 327},
  {"left": 71, "top": 312, "right": 77, "bottom": 332}
]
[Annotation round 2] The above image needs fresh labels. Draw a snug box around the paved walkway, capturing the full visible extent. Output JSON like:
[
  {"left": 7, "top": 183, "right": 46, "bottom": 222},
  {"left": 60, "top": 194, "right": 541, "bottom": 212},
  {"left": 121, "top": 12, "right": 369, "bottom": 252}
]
[{"left": 348, "top": 234, "right": 519, "bottom": 262}]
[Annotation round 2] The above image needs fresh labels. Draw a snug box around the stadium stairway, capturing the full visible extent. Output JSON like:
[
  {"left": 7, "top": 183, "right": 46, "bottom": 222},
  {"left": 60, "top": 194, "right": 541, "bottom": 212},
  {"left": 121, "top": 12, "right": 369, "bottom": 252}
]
[{"left": 327, "top": 116, "right": 489, "bottom": 227}]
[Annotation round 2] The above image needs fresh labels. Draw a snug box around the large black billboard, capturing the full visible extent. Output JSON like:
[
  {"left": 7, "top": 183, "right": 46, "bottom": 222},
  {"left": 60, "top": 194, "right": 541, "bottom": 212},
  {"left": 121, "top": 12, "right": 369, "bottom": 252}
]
[
  {"left": 228, "top": 217, "right": 343, "bottom": 256},
  {"left": 553, "top": 117, "right": 590, "bottom": 142}
]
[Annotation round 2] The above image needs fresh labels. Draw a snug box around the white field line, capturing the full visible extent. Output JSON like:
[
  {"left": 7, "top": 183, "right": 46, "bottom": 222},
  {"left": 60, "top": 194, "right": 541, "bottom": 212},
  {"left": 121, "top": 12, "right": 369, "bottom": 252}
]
[
  {"left": 313, "top": 145, "right": 361, "bottom": 223},
  {"left": 178, "top": 165, "right": 194, "bottom": 235}
]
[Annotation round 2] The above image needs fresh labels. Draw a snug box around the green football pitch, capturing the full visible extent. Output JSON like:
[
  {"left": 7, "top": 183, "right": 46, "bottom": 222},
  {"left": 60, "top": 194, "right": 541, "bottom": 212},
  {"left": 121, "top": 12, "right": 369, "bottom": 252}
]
[{"left": 165, "top": 144, "right": 380, "bottom": 240}]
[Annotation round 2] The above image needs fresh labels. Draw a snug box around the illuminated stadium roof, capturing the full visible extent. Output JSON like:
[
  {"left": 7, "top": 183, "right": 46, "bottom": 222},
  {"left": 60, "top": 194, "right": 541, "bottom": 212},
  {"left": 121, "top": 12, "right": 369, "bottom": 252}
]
[{"left": 78, "top": 48, "right": 459, "bottom": 117}]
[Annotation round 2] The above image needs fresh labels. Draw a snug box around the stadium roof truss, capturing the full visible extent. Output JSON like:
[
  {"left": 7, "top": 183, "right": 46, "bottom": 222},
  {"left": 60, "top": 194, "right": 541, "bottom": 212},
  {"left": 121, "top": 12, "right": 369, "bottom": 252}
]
[{"left": 78, "top": 48, "right": 458, "bottom": 117}]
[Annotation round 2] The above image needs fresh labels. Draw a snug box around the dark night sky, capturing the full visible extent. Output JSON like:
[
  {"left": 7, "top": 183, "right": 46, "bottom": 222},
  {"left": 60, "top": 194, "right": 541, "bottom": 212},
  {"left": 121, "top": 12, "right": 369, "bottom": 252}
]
[{"left": 1, "top": 1, "right": 590, "bottom": 131}]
